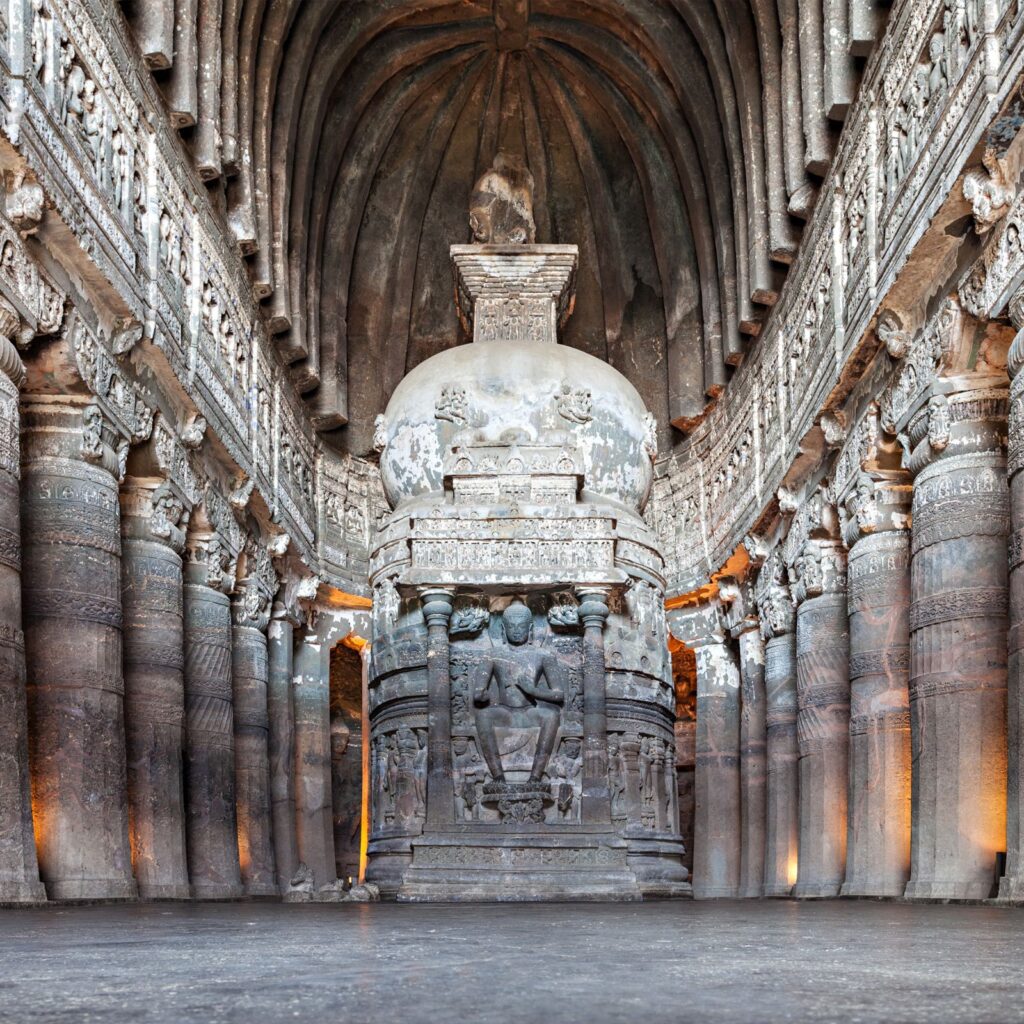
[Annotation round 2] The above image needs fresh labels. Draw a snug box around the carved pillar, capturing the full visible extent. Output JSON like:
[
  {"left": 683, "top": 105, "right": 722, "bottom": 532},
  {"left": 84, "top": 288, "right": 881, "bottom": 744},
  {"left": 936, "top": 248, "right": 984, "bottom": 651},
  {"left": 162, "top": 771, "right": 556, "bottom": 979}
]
[
  {"left": 736, "top": 619, "right": 766, "bottom": 897},
  {"left": 578, "top": 586, "right": 611, "bottom": 824},
  {"left": 293, "top": 627, "right": 335, "bottom": 888},
  {"left": 670, "top": 603, "right": 741, "bottom": 898},
  {"left": 904, "top": 386, "right": 1009, "bottom": 899},
  {"left": 1003, "top": 323, "right": 1024, "bottom": 902},
  {"left": 0, "top": 320, "right": 44, "bottom": 904},
  {"left": 183, "top": 516, "right": 243, "bottom": 899},
  {"left": 755, "top": 550, "right": 799, "bottom": 896},
  {"left": 21, "top": 396, "right": 137, "bottom": 900},
  {"left": 231, "top": 560, "right": 276, "bottom": 897},
  {"left": 268, "top": 605, "right": 298, "bottom": 891},
  {"left": 120, "top": 478, "right": 191, "bottom": 899},
  {"left": 840, "top": 473, "right": 912, "bottom": 897},
  {"left": 420, "top": 588, "right": 454, "bottom": 831},
  {"left": 789, "top": 510, "right": 849, "bottom": 898}
]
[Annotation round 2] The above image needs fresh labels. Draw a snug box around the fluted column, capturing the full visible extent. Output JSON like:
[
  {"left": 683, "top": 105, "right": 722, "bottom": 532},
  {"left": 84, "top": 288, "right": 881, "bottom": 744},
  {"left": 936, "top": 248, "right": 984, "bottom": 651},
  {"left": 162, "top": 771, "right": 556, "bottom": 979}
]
[
  {"left": 1003, "top": 322, "right": 1024, "bottom": 902},
  {"left": 904, "top": 386, "right": 1009, "bottom": 899},
  {"left": 21, "top": 396, "right": 136, "bottom": 900},
  {"left": 755, "top": 550, "right": 798, "bottom": 896},
  {"left": 840, "top": 473, "right": 912, "bottom": 897},
  {"left": 232, "top": 564, "right": 276, "bottom": 896},
  {"left": 120, "top": 479, "right": 191, "bottom": 899},
  {"left": 670, "top": 603, "right": 740, "bottom": 898},
  {"left": 268, "top": 605, "right": 298, "bottom": 891},
  {"left": 790, "top": 528, "right": 849, "bottom": 898},
  {"left": 293, "top": 627, "right": 335, "bottom": 888},
  {"left": 183, "top": 518, "right": 243, "bottom": 899},
  {"left": 0, "top": 319, "right": 44, "bottom": 905}
]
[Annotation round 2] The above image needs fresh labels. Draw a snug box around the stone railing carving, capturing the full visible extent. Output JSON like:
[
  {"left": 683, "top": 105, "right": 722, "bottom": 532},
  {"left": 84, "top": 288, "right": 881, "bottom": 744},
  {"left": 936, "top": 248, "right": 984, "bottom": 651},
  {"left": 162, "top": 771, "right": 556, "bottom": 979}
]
[
  {"left": 655, "top": 0, "right": 1024, "bottom": 597},
  {"left": 0, "top": 0, "right": 381, "bottom": 595}
]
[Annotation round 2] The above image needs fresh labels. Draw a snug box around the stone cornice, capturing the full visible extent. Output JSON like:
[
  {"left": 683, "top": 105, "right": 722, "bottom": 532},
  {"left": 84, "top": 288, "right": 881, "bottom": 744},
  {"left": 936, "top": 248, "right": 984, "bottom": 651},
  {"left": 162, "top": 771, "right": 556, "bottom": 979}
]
[{"left": 654, "top": 0, "right": 1024, "bottom": 597}]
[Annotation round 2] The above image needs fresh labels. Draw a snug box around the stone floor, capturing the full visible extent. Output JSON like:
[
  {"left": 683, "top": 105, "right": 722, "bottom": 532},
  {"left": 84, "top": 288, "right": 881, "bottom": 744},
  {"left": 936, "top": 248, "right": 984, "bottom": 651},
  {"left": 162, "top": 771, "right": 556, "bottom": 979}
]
[{"left": 0, "top": 900, "right": 1021, "bottom": 1024}]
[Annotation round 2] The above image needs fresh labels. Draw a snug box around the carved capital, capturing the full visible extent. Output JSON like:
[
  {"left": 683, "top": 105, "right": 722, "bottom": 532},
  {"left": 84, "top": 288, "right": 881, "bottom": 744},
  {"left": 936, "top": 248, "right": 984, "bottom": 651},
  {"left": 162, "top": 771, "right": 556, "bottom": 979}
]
[
  {"left": 418, "top": 586, "right": 455, "bottom": 631},
  {"left": 121, "top": 479, "right": 189, "bottom": 553},
  {"left": 575, "top": 585, "right": 610, "bottom": 630},
  {"left": 840, "top": 471, "right": 912, "bottom": 547},
  {"left": 753, "top": 547, "right": 795, "bottom": 640}
]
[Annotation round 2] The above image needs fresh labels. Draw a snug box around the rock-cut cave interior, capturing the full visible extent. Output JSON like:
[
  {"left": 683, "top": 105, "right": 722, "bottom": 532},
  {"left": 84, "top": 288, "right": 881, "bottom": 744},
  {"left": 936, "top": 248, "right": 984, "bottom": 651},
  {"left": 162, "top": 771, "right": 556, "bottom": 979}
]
[{"left": 0, "top": 1, "right": 1023, "bottom": 1022}]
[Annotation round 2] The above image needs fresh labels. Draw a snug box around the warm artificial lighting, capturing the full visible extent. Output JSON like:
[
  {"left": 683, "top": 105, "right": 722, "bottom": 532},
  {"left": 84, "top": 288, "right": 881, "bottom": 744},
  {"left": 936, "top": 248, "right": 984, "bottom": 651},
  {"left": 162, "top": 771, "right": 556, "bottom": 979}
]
[{"left": 358, "top": 644, "right": 371, "bottom": 883}]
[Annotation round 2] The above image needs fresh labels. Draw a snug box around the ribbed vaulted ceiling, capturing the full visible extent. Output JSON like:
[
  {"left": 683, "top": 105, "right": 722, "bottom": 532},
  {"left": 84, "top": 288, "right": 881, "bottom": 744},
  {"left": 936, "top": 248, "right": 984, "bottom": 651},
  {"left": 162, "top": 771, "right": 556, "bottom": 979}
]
[{"left": 124, "top": 0, "right": 884, "bottom": 455}]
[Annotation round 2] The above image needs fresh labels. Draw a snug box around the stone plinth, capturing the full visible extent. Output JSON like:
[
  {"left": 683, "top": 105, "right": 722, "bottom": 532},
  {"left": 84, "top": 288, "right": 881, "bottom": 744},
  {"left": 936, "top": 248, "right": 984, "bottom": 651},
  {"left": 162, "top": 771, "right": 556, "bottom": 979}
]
[{"left": 737, "top": 626, "right": 766, "bottom": 898}]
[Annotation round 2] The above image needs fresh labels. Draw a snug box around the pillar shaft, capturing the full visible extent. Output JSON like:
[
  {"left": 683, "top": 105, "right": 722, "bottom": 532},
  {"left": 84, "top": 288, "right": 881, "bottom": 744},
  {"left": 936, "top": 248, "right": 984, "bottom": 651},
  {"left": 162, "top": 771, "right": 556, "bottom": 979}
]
[
  {"left": 183, "top": 555, "right": 243, "bottom": 899},
  {"left": 763, "top": 632, "right": 799, "bottom": 896},
  {"left": 793, "top": 542, "right": 849, "bottom": 898},
  {"left": 120, "top": 482, "right": 190, "bottom": 899},
  {"left": 737, "top": 627, "right": 766, "bottom": 898},
  {"left": 842, "top": 528, "right": 911, "bottom": 897},
  {"left": 21, "top": 398, "right": 136, "bottom": 901},
  {"left": 578, "top": 588, "right": 611, "bottom": 825},
  {"left": 1002, "top": 347, "right": 1024, "bottom": 901},
  {"left": 0, "top": 343, "right": 44, "bottom": 904},
  {"left": 421, "top": 588, "right": 454, "bottom": 831},
  {"left": 293, "top": 633, "right": 335, "bottom": 888},
  {"left": 232, "top": 613, "right": 276, "bottom": 896},
  {"left": 692, "top": 638, "right": 741, "bottom": 898},
  {"left": 906, "top": 390, "right": 1008, "bottom": 900},
  {"left": 268, "top": 615, "right": 297, "bottom": 891}
]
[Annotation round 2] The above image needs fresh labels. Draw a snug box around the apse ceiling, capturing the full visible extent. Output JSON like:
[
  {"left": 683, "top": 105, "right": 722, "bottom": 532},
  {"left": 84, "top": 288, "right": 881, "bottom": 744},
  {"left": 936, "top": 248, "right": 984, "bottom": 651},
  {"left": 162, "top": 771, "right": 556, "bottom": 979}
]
[{"left": 124, "top": 0, "right": 885, "bottom": 455}]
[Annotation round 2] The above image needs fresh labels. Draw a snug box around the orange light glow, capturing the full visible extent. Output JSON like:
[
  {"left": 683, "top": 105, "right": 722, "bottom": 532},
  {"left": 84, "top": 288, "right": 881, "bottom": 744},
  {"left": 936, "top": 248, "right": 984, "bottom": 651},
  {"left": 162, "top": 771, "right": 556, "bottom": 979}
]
[{"left": 358, "top": 644, "right": 371, "bottom": 883}]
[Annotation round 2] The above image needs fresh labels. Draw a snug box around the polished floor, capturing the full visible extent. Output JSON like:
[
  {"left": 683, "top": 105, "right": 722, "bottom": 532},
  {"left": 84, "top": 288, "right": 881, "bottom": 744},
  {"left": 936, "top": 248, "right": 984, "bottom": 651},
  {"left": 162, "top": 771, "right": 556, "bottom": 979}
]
[{"left": 0, "top": 900, "right": 1021, "bottom": 1023}]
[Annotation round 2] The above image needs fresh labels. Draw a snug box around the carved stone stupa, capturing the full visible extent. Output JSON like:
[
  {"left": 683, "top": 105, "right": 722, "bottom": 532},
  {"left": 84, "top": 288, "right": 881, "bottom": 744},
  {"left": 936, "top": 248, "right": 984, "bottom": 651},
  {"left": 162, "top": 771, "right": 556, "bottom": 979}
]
[{"left": 366, "top": 156, "right": 689, "bottom": 900}]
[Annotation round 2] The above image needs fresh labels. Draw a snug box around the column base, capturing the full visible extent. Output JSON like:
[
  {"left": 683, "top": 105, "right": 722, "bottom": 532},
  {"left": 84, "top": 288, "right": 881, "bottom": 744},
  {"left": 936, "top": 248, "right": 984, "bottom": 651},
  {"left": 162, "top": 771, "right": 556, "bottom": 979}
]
[
  {"left": 792, "top": 881, "right": 841, "bottom": 899},
  {"left": 762, "top": 883, "right": 794, "bottom": 897},
  {"left": 692, "top": 885, "right": 740, "bottom": 899},
  {"left": 997, "top": 874, "right": 1024, "bottom": 903},
  {"left": 191, "top": 882, "right": 245, "bottom": 901},
  {"left": 903, "top": 878, "right": 995, "bottom": 901},
  {"left": 45, "top": 878, "right": 138, "bottom": 902},
  {"left": 244, "top": 882, "right": 282, "bottom": 899},
  {"left": 840, "top": 880, "right": 907, "bottom": 898},
  {"left": 138, "top": 882, "right": 192, "bottom": 901},
  {"left": 739, "top": 884, "right": 765, "bottom": 898},
  {"left": 0, "top": 879, "right": 47, "bottom": 905}
]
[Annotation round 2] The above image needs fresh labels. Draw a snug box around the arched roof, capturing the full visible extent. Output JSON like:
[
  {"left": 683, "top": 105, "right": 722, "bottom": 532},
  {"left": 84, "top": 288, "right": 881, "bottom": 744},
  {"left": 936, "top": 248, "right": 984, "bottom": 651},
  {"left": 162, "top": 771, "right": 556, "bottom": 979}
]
[{"left": 127, "top": 0, "right": 883, "bottom": 454}]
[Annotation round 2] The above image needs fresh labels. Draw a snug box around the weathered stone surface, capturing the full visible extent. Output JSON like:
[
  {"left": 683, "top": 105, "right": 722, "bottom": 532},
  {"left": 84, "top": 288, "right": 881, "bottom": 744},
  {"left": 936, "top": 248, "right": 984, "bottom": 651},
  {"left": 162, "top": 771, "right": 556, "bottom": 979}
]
[
  {"left": 120, "top": 480, "right": 190, "bottom": 900},
  {"left": 293, "top": 633, "right": 336, "bottom": 891},
  {"left": 267, "top": 614, "right": 298, "bottom": 893},
  {"left": 790, "top": 532, "right": 849, "bottom": 899},
  {"left": 0, "top": 335, "right": 44, "bottom": 905},
  {"left": 182, "top": 519, "right": 243, "bottom": 900},
  {"left": 905, "top": 390, "right": 1009, "bottom": 901},
  {"left": 842, "top": 526, "right": 912, "bottom": 898},
  {"left": 21, "top": 397, "right": 136, "bottom": 901}
]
